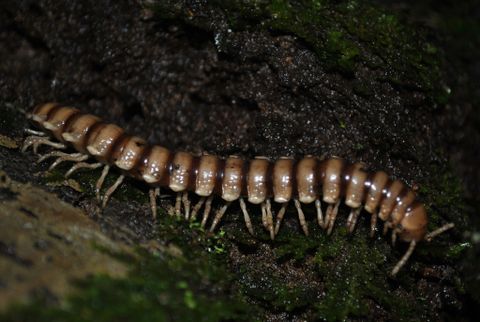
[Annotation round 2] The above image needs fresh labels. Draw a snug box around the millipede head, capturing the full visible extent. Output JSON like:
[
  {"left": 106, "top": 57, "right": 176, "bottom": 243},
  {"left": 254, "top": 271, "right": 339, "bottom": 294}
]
[{"left": 397, "top": 202, "right": 428, "bottom": 242}]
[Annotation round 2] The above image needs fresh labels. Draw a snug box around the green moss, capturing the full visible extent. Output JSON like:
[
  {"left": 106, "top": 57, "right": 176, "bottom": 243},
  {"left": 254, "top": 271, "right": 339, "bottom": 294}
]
[
  {"left": 314, "top": 230, "right": 434, "bottom": 321},
  {"left": 274, "top": 224, "right": 323, "bottom": 262},
  {"left": 446, "top": 242, "right": 471, "bottom": 259},
  {"left": 1, "top": 218, "right": 254, "bottom": 322},
  {"left": 325, "top": 30, "right": 360, "bottom": 72},
  {"left": 230, "top": 215, "right": 432, "bottom": 320},
  {"left": 150, "top": 0, "right": 447, "bottom": 102}
]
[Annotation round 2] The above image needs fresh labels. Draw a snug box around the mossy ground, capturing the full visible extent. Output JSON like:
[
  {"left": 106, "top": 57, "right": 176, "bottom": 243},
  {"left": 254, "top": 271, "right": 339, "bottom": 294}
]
[
  {"left": 0, "top": 217, "right": 254, "bottom": 322},
  {"left": 0, "top": 0, "right": 476, "bottom": 320}
]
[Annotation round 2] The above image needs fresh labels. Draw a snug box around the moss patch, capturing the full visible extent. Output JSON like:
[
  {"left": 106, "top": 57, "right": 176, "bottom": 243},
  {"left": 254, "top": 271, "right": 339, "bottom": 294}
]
[
  {"left": 150, "top": 0, "right": 447, "bottom": 102},
  {"left": 0, "top": 217, "right": 254, "bottom": 322}
]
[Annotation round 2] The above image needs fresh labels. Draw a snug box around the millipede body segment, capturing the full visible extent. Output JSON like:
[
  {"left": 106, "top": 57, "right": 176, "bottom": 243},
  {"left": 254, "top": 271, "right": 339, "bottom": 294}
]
[{"left": 22, "top": 102, "right": 454, "bottom": 276}]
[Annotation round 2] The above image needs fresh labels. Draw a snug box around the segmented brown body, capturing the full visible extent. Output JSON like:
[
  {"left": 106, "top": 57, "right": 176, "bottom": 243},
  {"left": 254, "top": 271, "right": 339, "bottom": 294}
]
[
  {"left": 27, "top": 103, "right": 428, "bottom": 239},
  {"left": 24, "top": 103, "right": 454, "bottom": 275}
]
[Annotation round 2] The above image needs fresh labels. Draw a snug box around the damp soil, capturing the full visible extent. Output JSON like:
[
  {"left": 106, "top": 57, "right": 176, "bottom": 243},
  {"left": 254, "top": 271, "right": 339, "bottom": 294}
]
[{"left": 0, "top": 0, "right": 477, "bottom": 321}]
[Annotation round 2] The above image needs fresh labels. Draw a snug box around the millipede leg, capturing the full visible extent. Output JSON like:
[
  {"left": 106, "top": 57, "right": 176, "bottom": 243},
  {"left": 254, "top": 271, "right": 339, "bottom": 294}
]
[
  {"left": 22, "top": 135, "right": 66, "bottom": 154},
  {"left": 37, "top": 150, "right": 79, "bottom": 163},
  {"left": 174, "top": 193, "right": 182, "bottom": 217},
  {"left": 392, "top": 228, "right": 398, "bottom": 246},
  {"left": 182, "top": 192, "right": 191, "bottom": 220},
  {"left": 264, "top": 199, "right": 274, "bottom": 240},
  {"left": 315, "top": 199, "right": 324, "bottom": 229},
  {"left": 149, "top": 187, "right": 160, "bottom": 219},
  {"left": 346, "top": 207, "right": 361, "bottom": 233},
  {"left": 370, "top": 212, "right": 378, "bottom": 237},
  {"left": 37, "top": 151, "right": 88, "bottom": 170},
  {"left": 240, "top": 198, "right": 254, "bottom": 235},
  {"left": 294, "top": 199, "right": 309, "bottom": 236},
  {"left": 190, "top": 197, "right": 206, "bottom": 221},
  {"left": 209, "top": 202, "right": 231, "bottom": 232},
  {"left": 101, "top": 175, "right": 125, "bottom": 208},
  {"left": 50, "top": 153, "right": 88, "bottom": 170},
  {"left": 326, "top": 200, "right": 340, "bottom": 235},
  {"left": 96, "top": 165, "right": 110, "bottom": 201},
  {"left": 200, "top": 196, "right": 213, "bottom": 228},
  {"left": 324, "top": 203, "right": 332, "bottom": 229},
  {"left": 425, "top": 223, "right": 455, "bottom": 242},
  {"left": 274, "top": 202, "right": 288, "bottom": 236},
  {"left": 261, "top": 203, "right": 268, "bottom": 229},
  {"left": 24, "top": 128, "right": 47, "bottom": 136},
  {"left": 65, "top": 162, "right": 102, "bottom": 177},
  {"left": 391, "top": 240, "right": 417, "bottom": 276}
]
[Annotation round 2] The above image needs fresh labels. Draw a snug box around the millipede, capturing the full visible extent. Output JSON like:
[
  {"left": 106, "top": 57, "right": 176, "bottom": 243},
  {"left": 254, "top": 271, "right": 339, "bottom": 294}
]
[{"left": 22, "top": 102, "right": 454, "bottom": 276}]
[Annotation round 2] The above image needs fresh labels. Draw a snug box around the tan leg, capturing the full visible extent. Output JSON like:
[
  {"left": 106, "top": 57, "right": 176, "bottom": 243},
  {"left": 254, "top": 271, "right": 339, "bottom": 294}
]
[
  {"left": 174, "top": 192, "right": 182, "bottom": 217},
  {"left": 425, "top": 223, "right": 455, "bottom": 242},
  {"left": 37, "top": 150, "right": 80, "bottom": 163},
  {"left": 370, "top": 212, "right": 378, "bottom": 237},
  {"left": 324, "top": 202, "right": 331, "bottom": 228},
  {"left": 22, "top": 135, "right": 66, "bottom": 154},
  {"left": 49, "top": 153, "right": 89, "bottom": 170},
  {"left": 200, "top": 196, "right": 214, "bottom": 228},
  {"left": 37, "top": 151, "right": 88, "bottom": 170},
  {"left": 326, "top": 200, "right": 341, "bottom": 235},
  {"left": 96, "top": 165, "right": 110, "bottom": 201},
  {"left": 24, "top": 128, "right": 46, "bottom": 136},
  {"left": 316, "top": 199, "right": 325, "bottom": 229},
  {"left": 65, "top": 162, "right": 102, "bottom": 177},
  {"left": 182, "top": 191, "right": 190, "bottom": 220},
  {"left": 346, "top": 207, "right": 361, "bottom": 233},
  {"left": 261, "top": 202, "right": 268, "bottom": 229},
  {"left": 274, "top": 202, "right": 288, "bottom": 236},
  {"left": 149, "top": 187, "right": 160, "bottom": 219},
  {"left": 294, "top": 199, "right": 309, "bottom": 236},
  {"left": 190, "top": 197, "right": 206, "bottom": 221},
  {"left": 346, "top": 208, "right": 354, "bottom": 231},
  {"left": 265, "top": 199, "right": 274, "bottom": 240},
  {"left": 101, "top": 175, "right": 125, "bottom": 208},
  {"left": 240, "top": 197, "right": 254, "bottom": 235},
  {"left": 209, "top": 202, "right": 231, "bottom": 232},
  {"left": 392, "top": 228, "right": 398, "bottom": 246},
  {"left": 391, "top": 240, "right": 416, "bottom": 276}
]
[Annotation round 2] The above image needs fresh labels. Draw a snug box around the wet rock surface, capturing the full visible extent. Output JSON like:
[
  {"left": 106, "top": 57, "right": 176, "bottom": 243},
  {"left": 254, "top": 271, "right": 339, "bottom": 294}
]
[
  {"left": 0, "top": 171, "right": 130, "bottom": 310},
  {"left": 0, "top": 0, "right": 477, "bottom": 320}
]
